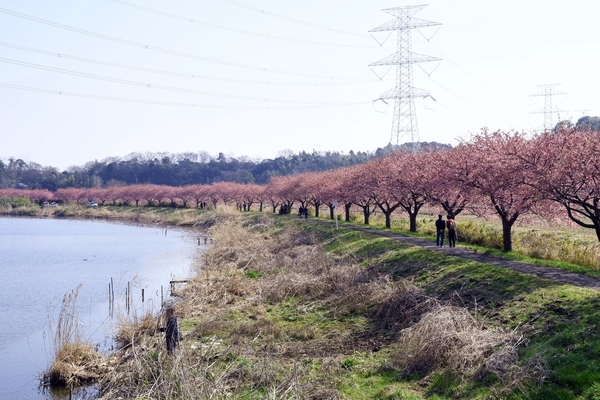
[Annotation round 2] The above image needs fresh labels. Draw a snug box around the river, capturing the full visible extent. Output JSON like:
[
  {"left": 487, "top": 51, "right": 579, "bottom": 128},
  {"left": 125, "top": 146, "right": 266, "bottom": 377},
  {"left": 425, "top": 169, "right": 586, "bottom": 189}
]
[{"left": 0, "top": 217, "right": 199, "bottom": 399}]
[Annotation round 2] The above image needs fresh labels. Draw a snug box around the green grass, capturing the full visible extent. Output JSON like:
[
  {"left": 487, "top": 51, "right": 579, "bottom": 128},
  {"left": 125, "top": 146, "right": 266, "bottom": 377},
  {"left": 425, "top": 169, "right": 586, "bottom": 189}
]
[
  {"left": 338, "top": 361, "right": 424, "bottom": 400},
  {"left": 312, "top": 211, "right": 600, "bottom": 278},
  {"left": 298, "top": 219, "right": 600, "bottom": 399}
]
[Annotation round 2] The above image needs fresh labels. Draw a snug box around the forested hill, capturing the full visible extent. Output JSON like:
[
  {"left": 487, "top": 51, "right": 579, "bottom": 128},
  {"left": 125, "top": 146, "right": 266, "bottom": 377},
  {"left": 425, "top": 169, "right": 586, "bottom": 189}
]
[{"left": 0, "top": 142, "right": 451, "bottom": 191}]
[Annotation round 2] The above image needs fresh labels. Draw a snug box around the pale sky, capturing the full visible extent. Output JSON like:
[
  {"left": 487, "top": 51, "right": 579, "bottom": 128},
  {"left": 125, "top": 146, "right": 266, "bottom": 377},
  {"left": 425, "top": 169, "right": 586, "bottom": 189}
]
[{"left": 0, "top": 0, "right": 598, "bottom": 170}]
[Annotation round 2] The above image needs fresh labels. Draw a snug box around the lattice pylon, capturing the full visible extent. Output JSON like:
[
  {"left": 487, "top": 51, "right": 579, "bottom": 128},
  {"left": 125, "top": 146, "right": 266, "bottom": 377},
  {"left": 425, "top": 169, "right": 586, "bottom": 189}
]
[
  {"left": 530, "top": 84, "right": 567, "bottom": 132},
  {"left": 370, "top": 5, "right": 441, "bottom": 152}
]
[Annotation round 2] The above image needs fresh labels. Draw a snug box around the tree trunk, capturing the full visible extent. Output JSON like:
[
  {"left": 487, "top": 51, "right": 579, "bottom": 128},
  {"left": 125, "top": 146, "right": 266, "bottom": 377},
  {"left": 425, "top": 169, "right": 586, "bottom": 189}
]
[
  {"left": 384, "top": 211, "right": 392, "bottom": 228},
  {"left": 328, "top": 204, "right": 335, "bottom": 220},
  {"left": 285, "top": 201, "right": 294, "bottom": 214},
  {"left": 501, "top": 217, "right": 514, "bottom": 251},
  {"left": 378, "top": 202, "right": 399, "bottom": 229},
  {"left": 345, "top": 203, "right": 351, "bottom": 222},
  {"left": 259, "top": 202, "right": 263, "bottom": 212},
  {"left": 441, "top": 201, "right": 462, "bottom": 219},
  {"left": 362, "top": 206, "right": 370, "bottom": 225},
  {"left": 409, "top": 212, "right": 417, "bottom": 232}
]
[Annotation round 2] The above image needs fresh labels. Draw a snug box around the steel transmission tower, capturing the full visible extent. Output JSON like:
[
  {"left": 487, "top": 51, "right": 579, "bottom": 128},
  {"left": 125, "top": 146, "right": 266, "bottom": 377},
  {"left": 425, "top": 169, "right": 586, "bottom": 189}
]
[
  {"left": 370, "top": 5, "right": 441, "bottom": 152},
  {"left": 530, "top": 84, "right": 567, "bottom": 132}
]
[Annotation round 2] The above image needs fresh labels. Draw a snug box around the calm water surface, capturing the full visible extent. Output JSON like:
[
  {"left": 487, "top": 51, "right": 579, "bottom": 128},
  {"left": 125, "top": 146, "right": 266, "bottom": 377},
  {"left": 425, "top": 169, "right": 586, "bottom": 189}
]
[{"left": 0, "top": 217, "right": 199, "bottom": 399}]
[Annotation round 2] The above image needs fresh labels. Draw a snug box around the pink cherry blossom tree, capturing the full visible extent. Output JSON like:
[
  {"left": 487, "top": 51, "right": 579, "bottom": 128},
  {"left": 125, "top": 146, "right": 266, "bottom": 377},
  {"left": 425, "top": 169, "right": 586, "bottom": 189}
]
[
  {"left": 340, "top": 164, "right": 376, "bottom": 225},
  {"left": 386, "top": 152, "right": 430, "bottom": 232},
  {"left": 267, "top": 175, "right": 297, "bottom": 214},
  {"left": 329, "top": 167, "right": 358, "bottom": 222},
  {"left": 455, "top": 130, "right": 540, "bottom": 251},
  {"left": 361, "top": 158, "right": 401, "bottom": 229},
  {"left": 425, "top": 149, "right": 474, "bottom": 218},
  {"left": 521, "top": 128, "right": 600, "bottom": 241},
  {"left": 241, "top": 184, "right": 263, "bottom": 211}
]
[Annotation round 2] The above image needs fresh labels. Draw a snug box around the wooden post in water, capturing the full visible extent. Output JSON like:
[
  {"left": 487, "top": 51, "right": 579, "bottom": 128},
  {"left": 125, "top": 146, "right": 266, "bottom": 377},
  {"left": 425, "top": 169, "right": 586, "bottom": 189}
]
[
  {"left": 126, "top": 282, "right": 130, "bottom": 315},
  {"left": 110, "top": 277, "right": 115, "bottom": 317},
  {"left": 108, "top": 283, "right": 111, "bottom": 317}
]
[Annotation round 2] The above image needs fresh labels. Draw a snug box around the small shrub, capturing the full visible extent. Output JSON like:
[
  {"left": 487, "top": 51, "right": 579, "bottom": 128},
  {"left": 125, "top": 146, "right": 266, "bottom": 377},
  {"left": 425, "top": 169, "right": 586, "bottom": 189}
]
[
  {"left": 245, "top": 270, "right": 263, "bottom": 279},
  {"left": 455, "top": 220, "right": 503, "bottom": 249},
  {"left": 580, "top": 382, "right": 600, "bottom": 400},
  {"left": 341, "top": 358, "right": 359, "bottom": 370},
  {"left": 2, "top": 196, "right": 33, "bottom": 208}
]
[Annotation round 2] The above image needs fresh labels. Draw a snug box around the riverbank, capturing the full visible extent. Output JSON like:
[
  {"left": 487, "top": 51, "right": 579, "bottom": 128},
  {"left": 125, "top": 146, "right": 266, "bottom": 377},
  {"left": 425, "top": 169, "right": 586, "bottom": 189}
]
[
  {"left": 2, "top": 203, "right": 215, "bottom": 227},
  {"left": 48, "top": 210, "right": 592, "bottom": 399}
]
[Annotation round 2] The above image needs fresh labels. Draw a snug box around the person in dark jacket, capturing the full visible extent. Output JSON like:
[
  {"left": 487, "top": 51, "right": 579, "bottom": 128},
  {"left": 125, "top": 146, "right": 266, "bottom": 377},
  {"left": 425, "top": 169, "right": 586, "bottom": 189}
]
[
  {"left": 435, "top": 214, "right": 446, "bottom": 247},
  {"left": 160, "top": 307, "right": 180, "bottom": 354}
]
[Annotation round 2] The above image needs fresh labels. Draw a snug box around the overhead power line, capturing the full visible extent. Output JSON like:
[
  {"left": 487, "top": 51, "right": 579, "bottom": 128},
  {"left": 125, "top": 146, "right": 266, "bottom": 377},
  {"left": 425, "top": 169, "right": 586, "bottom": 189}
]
[
  {"left": 0, "top": 42, "right": 385, "bottom": 87},
  {"left": 0, "top": 82, "right": 368, "bottom": 110},
  {"left": 219, "top": 0, "right": 369, "bottom": 38},
  {"left": 108, "top": 0, "right": 377, "bottom": 48},
  {"left": 427, "top": 42, "right": 529, "bottom": 106},
  {"left": 426, "top": 76, "right": 518, "bottom": 123},
  {"left": 0, "top": 56, "right": 370, "bottom": 105},
  {"left": 0, "top": 7, "right": 369, "bottom": 81}
]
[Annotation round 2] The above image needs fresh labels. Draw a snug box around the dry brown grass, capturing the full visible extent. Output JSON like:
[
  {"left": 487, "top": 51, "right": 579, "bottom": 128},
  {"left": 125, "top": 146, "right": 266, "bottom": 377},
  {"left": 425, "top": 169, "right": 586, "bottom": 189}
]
[
  {"left": 395, "top": 305, "right": 510, "bottom": 375},
  {"left": 369, "top": 280, "right": 439, "bottom": 335},
  {"left": 114, "top": 312, "right": 158, "bottom": 350},
  {"left": 393, "top": 304, "right": 545, "bottom": 390},
  {"left": 43, "top": 286, "right": 109, "bottom": 388},
  {"left": 46, "top": 342, "right": 109, "bottom": 386}
]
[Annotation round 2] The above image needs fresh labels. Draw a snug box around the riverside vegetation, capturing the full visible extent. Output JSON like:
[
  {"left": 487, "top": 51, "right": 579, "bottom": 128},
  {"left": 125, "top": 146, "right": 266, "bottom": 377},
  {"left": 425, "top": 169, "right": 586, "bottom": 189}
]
[{"left": 40, "top": 207, "right": 600, "bottom": 399}]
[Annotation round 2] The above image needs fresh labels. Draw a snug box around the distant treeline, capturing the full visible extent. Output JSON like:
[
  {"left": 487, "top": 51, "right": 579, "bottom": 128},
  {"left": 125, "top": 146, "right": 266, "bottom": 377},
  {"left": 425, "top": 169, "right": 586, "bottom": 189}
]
[{"left": 0, "top": 142, "right": 450, "bottom": 191}]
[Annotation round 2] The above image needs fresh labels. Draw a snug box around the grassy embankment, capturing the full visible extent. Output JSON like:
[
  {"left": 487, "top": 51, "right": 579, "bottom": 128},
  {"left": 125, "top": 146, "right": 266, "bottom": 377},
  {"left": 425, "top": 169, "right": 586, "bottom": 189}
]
[
  {"left": 42, "top": 209, "right": 598, "bottom": 399},
  {"left": 2, "top": 200, "right": 208, "bottom": 226}
]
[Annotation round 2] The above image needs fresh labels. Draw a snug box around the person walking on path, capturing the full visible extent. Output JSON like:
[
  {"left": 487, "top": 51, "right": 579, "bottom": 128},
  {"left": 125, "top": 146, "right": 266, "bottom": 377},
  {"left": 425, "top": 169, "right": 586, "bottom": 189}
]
[
  {"left": 160, "top": 307, "right": 180, "bottom": 354},
  {"left": 435, "top": 214, "right": 446, "bottom": 247},
  {"left": 447, "top": 215, "right": 457, "bottom": 247}
]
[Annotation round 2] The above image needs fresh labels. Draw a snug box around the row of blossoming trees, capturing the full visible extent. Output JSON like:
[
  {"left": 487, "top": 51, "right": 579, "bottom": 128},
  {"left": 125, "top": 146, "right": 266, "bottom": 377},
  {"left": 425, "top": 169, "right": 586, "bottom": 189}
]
[{"left": 2, "top": 128, "right": 599, "bottom": 251}]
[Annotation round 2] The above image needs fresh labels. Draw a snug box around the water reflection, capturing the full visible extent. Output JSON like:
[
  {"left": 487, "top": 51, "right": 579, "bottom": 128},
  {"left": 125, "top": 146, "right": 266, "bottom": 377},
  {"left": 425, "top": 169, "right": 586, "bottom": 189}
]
[{"left": 39, "top": 384, "right": 99, "bottom": 400}]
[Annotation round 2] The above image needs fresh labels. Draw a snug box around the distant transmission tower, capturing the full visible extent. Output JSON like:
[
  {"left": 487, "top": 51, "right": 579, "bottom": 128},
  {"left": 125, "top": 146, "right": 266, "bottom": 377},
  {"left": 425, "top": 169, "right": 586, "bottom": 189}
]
[
  {"left": 370, "top": 5, "right": 441, "bottom": 152},
  {"left": 530, "top": 84, "right": 567, "bottom": 132}
]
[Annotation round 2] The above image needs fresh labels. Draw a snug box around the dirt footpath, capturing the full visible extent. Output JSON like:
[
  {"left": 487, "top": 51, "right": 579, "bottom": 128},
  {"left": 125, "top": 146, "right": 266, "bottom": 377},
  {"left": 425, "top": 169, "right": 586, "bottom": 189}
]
[{"left": 314, "top": 220, "right": 600, "bottom": 292}]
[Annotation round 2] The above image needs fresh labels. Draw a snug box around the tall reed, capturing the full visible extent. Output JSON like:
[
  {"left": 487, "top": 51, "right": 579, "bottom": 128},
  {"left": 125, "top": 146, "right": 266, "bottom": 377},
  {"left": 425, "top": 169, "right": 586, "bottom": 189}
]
[{"left": 43, "top": 285, "right": 107, "bottom": 387}]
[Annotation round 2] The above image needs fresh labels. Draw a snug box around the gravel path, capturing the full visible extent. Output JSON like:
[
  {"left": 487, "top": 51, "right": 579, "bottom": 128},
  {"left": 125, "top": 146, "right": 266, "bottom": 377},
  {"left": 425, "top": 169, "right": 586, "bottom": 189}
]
[{"left": 313, "top": 220, "right": 600, "bottom": 292}]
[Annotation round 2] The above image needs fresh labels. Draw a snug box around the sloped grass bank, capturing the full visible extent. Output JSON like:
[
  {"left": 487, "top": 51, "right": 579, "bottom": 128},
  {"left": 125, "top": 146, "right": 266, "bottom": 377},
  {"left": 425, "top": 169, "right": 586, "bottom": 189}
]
[
  {"left": 91, "top": 213, "right": 600, "bottom": 399},
  {"left": 313, "top": 221, "right": 600, "bottom": 399}
]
